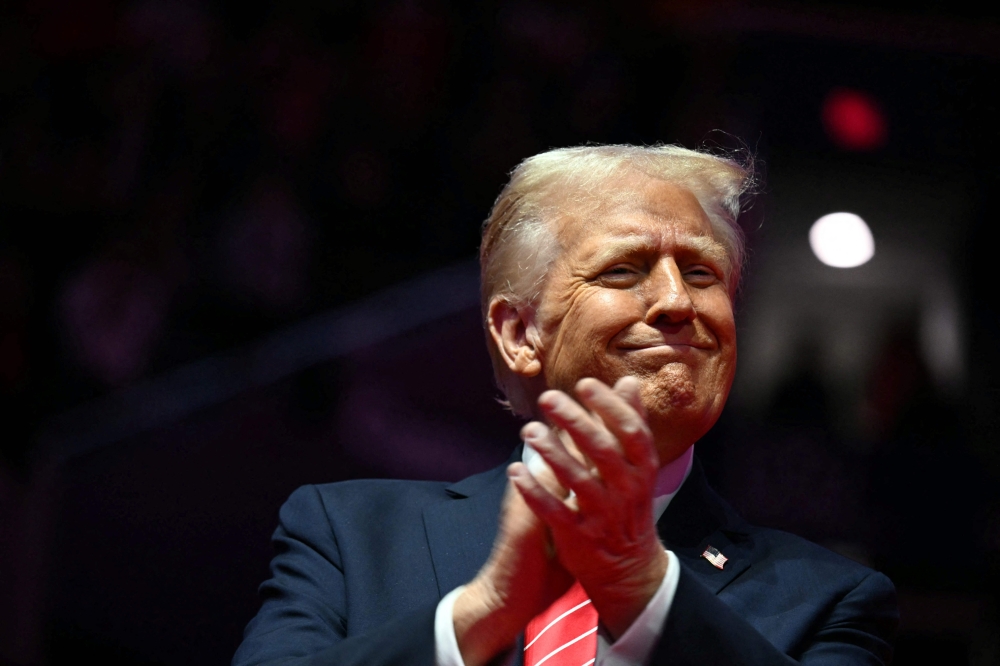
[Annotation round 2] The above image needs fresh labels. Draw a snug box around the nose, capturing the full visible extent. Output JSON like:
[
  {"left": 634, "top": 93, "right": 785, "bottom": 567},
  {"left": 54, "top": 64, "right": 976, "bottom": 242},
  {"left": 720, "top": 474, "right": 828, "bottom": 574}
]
[{"left": 644, "top": 258, "right": 696, "bottom": 325}]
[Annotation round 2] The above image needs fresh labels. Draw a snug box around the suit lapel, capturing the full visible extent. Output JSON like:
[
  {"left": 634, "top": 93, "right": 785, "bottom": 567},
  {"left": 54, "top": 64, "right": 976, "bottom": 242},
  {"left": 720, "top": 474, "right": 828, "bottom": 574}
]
[
  {"left": 422, "top": 449, "right": 518, "bottom": 597},
  {"left": 658, "top": 458, "right": 753, "bottom": 595}
]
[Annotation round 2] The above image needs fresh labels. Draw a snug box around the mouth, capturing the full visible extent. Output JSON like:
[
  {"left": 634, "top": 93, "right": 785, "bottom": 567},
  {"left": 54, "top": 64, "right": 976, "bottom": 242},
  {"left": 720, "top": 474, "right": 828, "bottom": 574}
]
[
  {"left": 613, "top": 326, "right": 716, "bottom": 355},
  {"left": 615, "top": 343, "right": 712, "bottom": 361},
  {"left": 616, "top": 341, "right": 713, "bottom": 352},
  {"left": 618, "top": 342, "right": 706, "bottom": 351}
]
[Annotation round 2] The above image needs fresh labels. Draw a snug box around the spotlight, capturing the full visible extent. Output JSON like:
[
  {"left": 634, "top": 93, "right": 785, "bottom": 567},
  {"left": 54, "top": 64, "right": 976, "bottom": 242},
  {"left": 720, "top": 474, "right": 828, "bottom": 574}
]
[
  {"left": 822, "top": 88, "right": 886, "bottom": 151},
  {"left": 809, "top": 212, "right": 875, "bottom": 268}
]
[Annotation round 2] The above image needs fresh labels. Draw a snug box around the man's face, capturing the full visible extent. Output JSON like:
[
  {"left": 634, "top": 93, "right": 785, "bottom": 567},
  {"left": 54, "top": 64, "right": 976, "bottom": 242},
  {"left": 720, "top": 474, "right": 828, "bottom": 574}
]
[{"left": 533, "top": 172, "right": 737, "bottom": 463}]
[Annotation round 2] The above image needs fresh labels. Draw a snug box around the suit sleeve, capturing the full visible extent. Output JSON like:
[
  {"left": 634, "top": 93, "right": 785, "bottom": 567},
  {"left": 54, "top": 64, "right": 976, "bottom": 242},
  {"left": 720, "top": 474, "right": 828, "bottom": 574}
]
[
  {"left": 650, "top": 566, "right": 898, "bottom": 665},
  {"left": 232, "top": 485, "right": 437, "bottom": 666}
]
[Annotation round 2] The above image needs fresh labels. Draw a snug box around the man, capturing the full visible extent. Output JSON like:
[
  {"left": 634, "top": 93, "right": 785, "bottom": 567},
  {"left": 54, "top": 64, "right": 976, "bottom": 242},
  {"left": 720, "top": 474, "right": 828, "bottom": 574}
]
[{"left": 233, "top": 145, "right": 898, "bottom": 666}]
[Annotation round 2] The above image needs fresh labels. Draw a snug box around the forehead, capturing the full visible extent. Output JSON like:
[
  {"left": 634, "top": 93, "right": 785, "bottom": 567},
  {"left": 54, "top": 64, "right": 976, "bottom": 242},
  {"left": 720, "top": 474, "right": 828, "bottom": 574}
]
[{"left": 551, "top": 174, "right": 716, "bottom": 249}]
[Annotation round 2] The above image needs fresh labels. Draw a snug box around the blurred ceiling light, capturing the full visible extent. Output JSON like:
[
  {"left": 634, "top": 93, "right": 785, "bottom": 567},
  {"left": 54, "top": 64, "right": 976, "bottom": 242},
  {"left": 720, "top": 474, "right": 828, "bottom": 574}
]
[
  {"left": 809, "top": 212, "right": 875, "bottom": 268},
  {"left": 822, "top": 88, "right": 887, "bottom": 151}
]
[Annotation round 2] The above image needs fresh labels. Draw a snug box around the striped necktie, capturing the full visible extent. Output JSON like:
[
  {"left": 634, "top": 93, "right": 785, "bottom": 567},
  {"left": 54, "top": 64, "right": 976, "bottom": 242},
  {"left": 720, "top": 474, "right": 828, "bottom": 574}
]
[{"left": 523, "top": 581, "right": 599, "bottom": 666}]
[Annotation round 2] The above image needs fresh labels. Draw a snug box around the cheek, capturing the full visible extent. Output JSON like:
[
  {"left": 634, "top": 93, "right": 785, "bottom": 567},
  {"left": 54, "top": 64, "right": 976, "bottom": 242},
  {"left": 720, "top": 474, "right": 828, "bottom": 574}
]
[
  {"left": 704, "top": 322, "right": 737, "bottom": 391},
  {"left": 545, "top": 292, "right": 636, "bottom": 374},
  {"left": 563, "top": 291, "right": 634, "bottom": 341},
  {"left": 717, "top": 318, "right": 738, "bottom": 385},
  {"left": 591, "top": 290, "right": 644, "bottom": 331},
  {"left": 699, "top": 293, "right": 737, "bottom": 348}
]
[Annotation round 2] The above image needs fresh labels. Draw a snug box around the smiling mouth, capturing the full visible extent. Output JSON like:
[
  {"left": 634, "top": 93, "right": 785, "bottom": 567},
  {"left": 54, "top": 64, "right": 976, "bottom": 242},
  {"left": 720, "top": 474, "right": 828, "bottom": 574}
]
[
  {"left": 618, "top": 341, "right": 712, "bottom": 351},
  {"left": 614, "top": 325, "right": 715, "bottom": 353},
  {"left": 616, "top": 343, "right": 712, "bottom": 357}
]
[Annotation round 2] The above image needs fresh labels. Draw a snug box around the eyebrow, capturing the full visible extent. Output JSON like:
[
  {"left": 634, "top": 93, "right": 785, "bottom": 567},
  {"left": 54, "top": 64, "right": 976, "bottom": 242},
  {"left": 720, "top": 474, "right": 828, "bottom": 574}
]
[
  {"left": 686, "top": 236, "right": 732, "bottom": 273},
  {"left": 585, "top": 234, "right": 732, "bottom": 275}
]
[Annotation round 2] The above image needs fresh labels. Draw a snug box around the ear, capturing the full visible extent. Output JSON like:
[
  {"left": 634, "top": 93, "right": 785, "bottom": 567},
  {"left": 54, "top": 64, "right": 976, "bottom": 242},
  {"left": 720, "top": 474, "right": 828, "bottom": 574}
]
[{"left": 487, "top": 297, "right": 542, "bottom": 378}]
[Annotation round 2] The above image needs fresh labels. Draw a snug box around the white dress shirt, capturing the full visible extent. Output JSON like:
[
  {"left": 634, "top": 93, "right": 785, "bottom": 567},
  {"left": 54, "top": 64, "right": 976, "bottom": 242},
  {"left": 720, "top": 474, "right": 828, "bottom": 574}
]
[{"left": 434, "top": 445, "right": 695, "bottom": 666}]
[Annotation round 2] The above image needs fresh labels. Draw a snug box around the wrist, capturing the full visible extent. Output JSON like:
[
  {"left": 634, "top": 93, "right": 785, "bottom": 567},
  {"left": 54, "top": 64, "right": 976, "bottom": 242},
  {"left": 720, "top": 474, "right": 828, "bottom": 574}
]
[
  {"left": 453, "top": 575, "right": 524, "bottom": 666},
  {"left": 588, "top": 545, "right": 669, "bottom": 640}
]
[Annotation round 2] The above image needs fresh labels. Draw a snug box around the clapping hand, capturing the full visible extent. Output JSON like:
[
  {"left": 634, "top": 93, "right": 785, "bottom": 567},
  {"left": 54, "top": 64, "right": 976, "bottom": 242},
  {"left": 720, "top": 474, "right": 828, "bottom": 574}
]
[{"left": 508, "top": 375, "right": 669, "bottom": 639}]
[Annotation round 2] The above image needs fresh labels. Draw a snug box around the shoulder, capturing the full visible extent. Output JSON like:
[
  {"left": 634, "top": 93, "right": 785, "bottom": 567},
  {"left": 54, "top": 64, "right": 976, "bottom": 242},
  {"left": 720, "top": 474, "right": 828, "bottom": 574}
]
[
  {"left": 745, "top": 524, "right": 895, "bottom": 599},
  {"left": 277, "top": 454, "right": 512, "bottom": 530},
  {"left": 694, "top": 468, "right": 891, "bottom": 593},
  {"left": 270, "top": 478, "right": 457, "bottom": 571},
  {"left": 749, "top": 525, "right": 872, "bottom": 572},
  {"left": 282, "top": 451, "right": 515, "bottom": 519},
  {"left": 280, "top": 477, "right": 453, "bottom": 525}
]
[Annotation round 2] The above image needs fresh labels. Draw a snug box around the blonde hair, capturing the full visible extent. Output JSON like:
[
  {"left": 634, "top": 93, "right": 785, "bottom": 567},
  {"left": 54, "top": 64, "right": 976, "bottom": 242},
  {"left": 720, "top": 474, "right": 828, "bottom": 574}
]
[{"left": 480, "top": 143, "right": 754, "bottom": 416}]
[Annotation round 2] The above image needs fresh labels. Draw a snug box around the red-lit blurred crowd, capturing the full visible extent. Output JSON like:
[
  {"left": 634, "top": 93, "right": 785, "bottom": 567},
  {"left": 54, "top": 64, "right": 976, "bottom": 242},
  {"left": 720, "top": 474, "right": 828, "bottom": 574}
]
[{"left": 0, "top": 0, "right": 664, "bottom": 470}]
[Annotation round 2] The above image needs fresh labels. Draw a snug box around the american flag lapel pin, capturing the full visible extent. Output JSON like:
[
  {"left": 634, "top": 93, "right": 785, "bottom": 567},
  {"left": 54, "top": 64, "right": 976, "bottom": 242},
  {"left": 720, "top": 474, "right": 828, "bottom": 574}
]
[{"left": 701, "top": 545, "right": 728, "bottom": 570}]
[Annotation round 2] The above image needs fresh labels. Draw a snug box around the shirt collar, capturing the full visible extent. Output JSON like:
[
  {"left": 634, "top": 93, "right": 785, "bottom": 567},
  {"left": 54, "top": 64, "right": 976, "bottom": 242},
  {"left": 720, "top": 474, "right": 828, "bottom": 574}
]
[
  {"left": 521, "top": 443, "right": 695, "bottom": 522},
  {"left": 652, "top": 445, "right": 694, "bottom": 521}
]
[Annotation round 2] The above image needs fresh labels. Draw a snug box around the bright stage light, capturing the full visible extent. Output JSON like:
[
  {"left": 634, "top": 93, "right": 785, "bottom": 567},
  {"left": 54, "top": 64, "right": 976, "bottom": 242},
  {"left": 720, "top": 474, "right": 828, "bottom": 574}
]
[{"left": 809, "top": 212, "right": 875, "bottom": 268}]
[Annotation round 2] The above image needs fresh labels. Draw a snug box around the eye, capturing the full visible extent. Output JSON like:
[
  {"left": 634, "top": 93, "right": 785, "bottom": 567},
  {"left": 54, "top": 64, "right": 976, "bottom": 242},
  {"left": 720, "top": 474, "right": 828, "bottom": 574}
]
[
  {"left": 597, "top": 264, "right": 641, "bottom": 286},
  {"left": 683, "top": 265, "right": 721, "bottom": 285}
]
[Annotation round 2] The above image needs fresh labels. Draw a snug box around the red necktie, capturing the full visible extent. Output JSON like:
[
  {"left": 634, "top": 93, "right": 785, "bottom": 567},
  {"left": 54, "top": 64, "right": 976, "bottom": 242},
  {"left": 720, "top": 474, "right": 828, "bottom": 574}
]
[{"left": 523, "top": 581, "right": 599, "bottom": 666}]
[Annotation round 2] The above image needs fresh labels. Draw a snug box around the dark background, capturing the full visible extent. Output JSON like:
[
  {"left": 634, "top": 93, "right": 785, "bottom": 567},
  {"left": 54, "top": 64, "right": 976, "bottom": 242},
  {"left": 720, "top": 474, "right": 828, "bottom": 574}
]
[{"left": 2, "top": 0, "right": 999, "bottom": 664}]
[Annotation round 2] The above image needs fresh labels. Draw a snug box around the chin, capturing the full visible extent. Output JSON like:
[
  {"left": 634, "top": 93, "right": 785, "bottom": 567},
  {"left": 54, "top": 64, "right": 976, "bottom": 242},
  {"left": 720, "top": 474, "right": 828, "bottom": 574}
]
[
  {"left": 638, "top": 363, "right": 698, "bottom": 411},
  {"left": 639, "top": 366, "right": 724, "bottom": 457}
]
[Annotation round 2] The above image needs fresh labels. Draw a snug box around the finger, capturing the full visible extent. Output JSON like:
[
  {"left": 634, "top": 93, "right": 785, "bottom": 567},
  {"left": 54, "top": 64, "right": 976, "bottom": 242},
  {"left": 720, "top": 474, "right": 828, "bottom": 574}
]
[
  {"left": 614, "top": 375, "right": 647, "bottom": 421},
  {"left": 537, "top": 390, "right": 627, "bottom": 477},
  {"left": 521, "top": 423, "right": 570, "bottom": 498},
  {"left": 508, "top": 463, "right": 576, "bottom": 529},
  {"left": 522, "top": 421, "right": 602, "bottom": 507},
  {"left": 577, "top": 378, "right": 658, "bottom": 471}
]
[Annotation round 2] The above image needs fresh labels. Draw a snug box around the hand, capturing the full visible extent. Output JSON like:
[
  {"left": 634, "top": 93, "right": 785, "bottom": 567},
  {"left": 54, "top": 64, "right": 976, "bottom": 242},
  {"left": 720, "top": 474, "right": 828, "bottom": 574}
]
[
  {"left": 453, "top": 465, "right": 573, "bottom": 666},
  {"left": 508, "top": 376, "right": 669, "bottom": 639}
]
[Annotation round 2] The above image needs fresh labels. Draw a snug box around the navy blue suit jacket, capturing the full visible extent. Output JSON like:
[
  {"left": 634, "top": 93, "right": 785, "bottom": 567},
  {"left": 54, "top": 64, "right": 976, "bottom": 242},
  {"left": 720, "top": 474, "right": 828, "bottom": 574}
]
[{"left": 234, "top": 452, "right": 897, "bottom": 665}]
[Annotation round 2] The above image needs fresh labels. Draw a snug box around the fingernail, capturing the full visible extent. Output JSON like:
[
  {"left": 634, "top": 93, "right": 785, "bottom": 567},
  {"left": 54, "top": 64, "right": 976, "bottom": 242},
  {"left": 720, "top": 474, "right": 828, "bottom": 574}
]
[
  {"left": 622, "top": 376, "right": 640, "bottom": 391},
  {"left": 521, "top": 422, "right": 544, "bottom": 440},
  {"left": 538, "top": 391, "right": 562, "bottom": 409}
]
